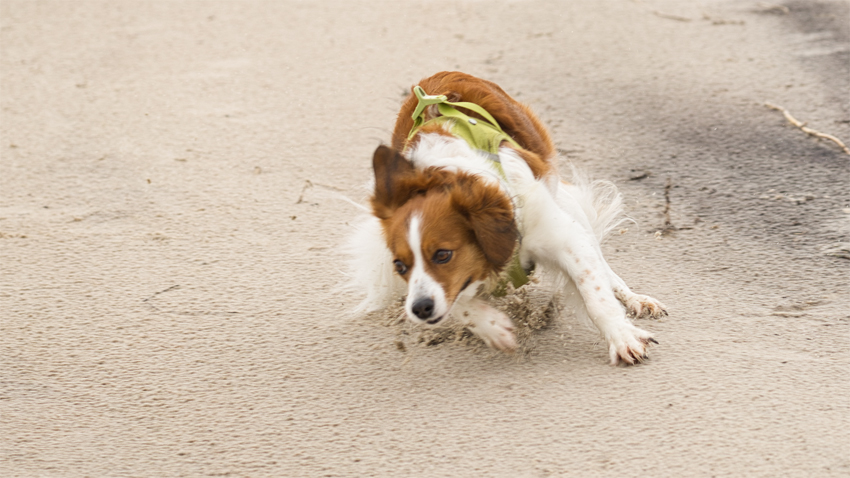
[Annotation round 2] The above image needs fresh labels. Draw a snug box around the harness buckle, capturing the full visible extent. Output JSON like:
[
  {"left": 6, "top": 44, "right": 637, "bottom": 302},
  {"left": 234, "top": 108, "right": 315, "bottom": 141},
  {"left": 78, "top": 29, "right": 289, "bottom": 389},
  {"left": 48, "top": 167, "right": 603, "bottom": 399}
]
[{"left": 410, "top": 86, "right": 447, "bottom": 124}]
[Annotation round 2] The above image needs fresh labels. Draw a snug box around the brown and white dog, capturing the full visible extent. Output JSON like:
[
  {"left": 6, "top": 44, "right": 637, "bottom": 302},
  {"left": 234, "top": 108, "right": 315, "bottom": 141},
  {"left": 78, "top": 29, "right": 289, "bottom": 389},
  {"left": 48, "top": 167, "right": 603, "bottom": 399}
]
[{"left": 347, "top": 72, "right": 666, "bottom": 365}]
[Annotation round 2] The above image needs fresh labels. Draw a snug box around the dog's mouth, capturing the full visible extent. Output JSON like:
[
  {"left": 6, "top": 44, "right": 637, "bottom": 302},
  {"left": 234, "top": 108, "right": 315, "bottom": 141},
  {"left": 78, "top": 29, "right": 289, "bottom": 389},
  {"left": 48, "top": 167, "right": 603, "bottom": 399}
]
[{"left": 425, "top": 315, "right": 444, "bottom": 325}]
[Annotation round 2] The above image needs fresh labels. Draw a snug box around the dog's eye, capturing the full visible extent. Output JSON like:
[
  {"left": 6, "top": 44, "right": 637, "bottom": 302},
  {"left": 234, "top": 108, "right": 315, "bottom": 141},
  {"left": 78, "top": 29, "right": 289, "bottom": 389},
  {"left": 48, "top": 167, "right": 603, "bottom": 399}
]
[
  {"left": 393, "top": 260, "right": 408, "bottom": 275},
  {"left": 432, "top": 250, "right": 453, "bottom": 264}
]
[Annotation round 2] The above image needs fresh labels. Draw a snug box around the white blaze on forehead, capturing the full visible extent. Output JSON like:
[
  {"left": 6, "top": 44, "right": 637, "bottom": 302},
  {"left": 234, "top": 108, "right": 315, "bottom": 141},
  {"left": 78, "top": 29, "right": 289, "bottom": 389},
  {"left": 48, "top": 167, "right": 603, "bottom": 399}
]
[
  {"left": 404, "top": 214, "right": 449, "bottom": 321},
  {"left": 407, "top": 214, "right": 425, "bottom": 280}
]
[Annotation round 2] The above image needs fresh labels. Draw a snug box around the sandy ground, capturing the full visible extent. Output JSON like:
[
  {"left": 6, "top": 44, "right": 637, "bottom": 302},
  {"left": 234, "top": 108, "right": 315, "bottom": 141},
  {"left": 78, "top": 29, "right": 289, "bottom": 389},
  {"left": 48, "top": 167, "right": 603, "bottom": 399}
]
[{"left": 2, "top": 1, "right": 849, "bottom": 476}]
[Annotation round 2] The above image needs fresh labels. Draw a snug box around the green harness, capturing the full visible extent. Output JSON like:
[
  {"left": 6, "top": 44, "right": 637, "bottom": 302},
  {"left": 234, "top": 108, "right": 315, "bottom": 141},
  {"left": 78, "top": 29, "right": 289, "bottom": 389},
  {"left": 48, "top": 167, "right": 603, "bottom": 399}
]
[
  {"left": 407, "top": 86, "right": 521, "bottom": 178},
  {"left": 407, "top": 86, "right": 531, "bottom": 295}
]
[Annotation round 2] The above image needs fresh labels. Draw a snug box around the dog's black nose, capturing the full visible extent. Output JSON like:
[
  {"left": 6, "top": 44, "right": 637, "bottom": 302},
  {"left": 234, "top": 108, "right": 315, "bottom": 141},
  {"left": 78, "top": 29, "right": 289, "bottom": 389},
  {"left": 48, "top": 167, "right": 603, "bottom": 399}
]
[{"left": 411, "top": 298, "right": 435, "bottom": 319}]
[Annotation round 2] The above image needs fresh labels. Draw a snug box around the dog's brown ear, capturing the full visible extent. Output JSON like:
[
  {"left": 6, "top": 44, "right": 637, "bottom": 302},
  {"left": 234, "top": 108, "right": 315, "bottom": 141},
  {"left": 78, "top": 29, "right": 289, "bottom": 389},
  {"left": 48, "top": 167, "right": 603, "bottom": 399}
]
[
  {"left": 451, "top": 179, "right": 518, "bottom": 270},
  {"left": 371, "top": 145, "right": 415, "bottom": 219}
]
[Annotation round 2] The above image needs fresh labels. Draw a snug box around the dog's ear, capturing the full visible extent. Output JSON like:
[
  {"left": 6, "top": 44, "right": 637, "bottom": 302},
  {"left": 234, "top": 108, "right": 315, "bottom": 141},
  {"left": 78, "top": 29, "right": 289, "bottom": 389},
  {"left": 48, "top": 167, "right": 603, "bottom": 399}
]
[
  {"left": 371, "top": 145, "right": 415, "bottom": 219},
  {"left": 451, "top": 180, "right": 518, "bottom": 270}
]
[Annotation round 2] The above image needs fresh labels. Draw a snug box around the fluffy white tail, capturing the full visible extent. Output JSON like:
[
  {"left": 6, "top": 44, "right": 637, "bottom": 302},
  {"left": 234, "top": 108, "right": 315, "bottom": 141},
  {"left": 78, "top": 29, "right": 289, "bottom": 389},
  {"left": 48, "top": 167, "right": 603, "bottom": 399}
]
[{"left": 556, "top": 165, "right": 629, "bottom": 242}]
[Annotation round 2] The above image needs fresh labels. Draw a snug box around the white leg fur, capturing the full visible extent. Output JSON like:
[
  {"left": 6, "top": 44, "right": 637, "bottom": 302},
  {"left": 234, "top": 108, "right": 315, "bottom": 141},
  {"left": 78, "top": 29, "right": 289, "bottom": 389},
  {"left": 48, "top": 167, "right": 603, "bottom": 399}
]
[
  {"left": 558, "top": 182, "right": 667, "bottom": 320},
  {"left": 450, "top": 294, "right": 517, "bottom": 352},
  {"left": 500, "top": 149, "right": 661, "bottom": 365}
]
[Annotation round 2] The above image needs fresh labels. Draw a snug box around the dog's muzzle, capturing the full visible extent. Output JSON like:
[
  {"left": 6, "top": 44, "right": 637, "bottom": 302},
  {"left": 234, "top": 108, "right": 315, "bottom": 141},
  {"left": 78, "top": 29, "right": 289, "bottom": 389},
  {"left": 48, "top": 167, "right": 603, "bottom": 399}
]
[{"left": 411, "top": 297, "right": 444, "bottom": 324}]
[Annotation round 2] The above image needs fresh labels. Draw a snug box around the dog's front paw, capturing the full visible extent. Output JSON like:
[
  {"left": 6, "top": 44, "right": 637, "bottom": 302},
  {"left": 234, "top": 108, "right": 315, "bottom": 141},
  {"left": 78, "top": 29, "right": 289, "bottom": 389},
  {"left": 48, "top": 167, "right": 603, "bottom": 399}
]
[
  {"left": 617, "top": 292, "right": 667, "bottom": 320},
  {"left": 467, "top": 309, "right": 517, "bottom": 352},
  {"left": 606, "top": 323, "right": 657, "bottom": 366}
]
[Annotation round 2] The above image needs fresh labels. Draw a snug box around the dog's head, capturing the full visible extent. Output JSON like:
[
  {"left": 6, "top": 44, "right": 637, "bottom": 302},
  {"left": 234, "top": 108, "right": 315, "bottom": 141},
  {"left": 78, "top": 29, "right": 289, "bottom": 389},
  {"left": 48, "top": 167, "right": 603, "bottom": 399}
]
[{"left": 370, "top": 145, "right": 518, "bottom": 324}]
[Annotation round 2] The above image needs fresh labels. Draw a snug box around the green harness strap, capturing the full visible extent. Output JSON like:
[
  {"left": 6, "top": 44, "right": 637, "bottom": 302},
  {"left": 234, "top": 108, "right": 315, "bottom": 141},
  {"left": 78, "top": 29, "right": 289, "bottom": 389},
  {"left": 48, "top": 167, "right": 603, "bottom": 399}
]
[
  {"left": 407, "top": 86, "right": 521, "bottom": 178},
  {"left": 407, "top": 85, "right": 530, "bottom": 293}
]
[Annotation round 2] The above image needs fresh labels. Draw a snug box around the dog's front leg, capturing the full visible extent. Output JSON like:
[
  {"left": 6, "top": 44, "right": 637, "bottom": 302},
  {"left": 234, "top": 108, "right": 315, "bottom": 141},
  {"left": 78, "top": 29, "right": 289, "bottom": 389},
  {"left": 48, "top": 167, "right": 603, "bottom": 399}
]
[
  {"left": 450, "top": 294, "right": 517, "bottom": 352},
  {"left": 523, "top": 199, "right": 655, "bottom": 365},
  {"left": 567, "top": 248, "right": 656, "bottom": 365}
]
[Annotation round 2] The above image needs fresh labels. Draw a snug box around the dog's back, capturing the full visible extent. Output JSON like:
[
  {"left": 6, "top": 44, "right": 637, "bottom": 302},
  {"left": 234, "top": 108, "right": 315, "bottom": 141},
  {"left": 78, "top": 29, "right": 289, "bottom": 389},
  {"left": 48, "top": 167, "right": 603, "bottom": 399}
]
[{"left": 391, "top": 71, "right": 557, "bottom": 180}]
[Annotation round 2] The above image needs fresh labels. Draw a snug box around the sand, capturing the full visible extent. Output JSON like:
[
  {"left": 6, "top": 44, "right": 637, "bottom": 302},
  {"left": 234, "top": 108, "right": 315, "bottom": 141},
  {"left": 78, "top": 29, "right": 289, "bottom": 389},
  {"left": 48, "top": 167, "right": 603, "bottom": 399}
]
[{"left": 2, "top": 0, "right": 848, "bottom": 476}]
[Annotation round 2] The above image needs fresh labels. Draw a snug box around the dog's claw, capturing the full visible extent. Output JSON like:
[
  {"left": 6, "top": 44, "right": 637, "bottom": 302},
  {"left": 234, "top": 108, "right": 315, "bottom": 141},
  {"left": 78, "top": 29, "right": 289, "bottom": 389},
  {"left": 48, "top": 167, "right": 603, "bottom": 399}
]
[{"left": 608, "top": 323, "right": 657, "bottom": 366}]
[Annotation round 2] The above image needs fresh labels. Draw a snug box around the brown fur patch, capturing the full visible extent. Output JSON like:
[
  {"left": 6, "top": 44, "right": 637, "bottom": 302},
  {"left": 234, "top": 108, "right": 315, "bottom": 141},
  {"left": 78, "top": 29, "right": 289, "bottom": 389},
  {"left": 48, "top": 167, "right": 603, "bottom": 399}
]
[{"left": 371, "top": 145, "right": 416, "bottom": 220}]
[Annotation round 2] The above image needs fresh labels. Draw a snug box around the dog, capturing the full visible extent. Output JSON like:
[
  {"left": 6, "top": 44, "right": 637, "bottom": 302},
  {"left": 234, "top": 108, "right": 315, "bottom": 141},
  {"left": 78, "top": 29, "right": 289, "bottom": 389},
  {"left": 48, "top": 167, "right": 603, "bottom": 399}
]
[{"left": 347, "top": 71, "right": 666, "bottom": 365}]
